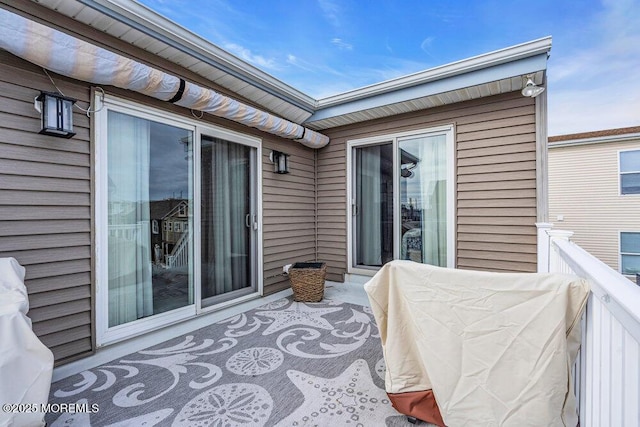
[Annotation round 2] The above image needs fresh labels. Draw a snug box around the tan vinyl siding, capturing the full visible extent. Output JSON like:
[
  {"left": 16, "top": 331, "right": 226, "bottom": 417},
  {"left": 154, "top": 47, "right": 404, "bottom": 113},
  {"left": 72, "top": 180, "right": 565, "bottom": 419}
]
[
  {"left": 0, "top": 52, "right": 94, "bottom": 364},
  {"left": 317, "top": 91, "right": 538, "bottom": 278},
  {"left": 261, "top": 141, "right": 317, "bottom": 294},
  {"left": 316, "top": 140, "right": 347, "bottom": 282},
  {"left": 0, "top": 44, "right": 315, "bottom": 365},
  {"left": 456, "top": 95, "right": 538, "bottom": 273},
  {"left": 549, "top": 139, "right": 640, "bottom": 273}
]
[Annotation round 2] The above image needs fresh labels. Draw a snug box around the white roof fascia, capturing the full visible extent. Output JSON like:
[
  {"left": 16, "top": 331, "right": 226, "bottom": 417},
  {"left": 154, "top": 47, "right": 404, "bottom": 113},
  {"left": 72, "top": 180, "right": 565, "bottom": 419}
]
[
  {"left": 306, "top": 51, "right": 549, "bottom": 123},
  {"left": 317, "top": 36, "right": 551, "bottom": 107},
  {"left": 549, "top": 133, "right": 640, "bottom": 149},
  {"left": 78, "top": 0, "right": 317, "bottom": 112}
]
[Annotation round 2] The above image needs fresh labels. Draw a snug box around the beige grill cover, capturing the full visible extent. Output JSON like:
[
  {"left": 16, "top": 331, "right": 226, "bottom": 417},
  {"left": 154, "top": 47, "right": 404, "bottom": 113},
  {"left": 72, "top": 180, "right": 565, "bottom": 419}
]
[{"left": 365, "top": 260, "right": 589, "bottom": 427}]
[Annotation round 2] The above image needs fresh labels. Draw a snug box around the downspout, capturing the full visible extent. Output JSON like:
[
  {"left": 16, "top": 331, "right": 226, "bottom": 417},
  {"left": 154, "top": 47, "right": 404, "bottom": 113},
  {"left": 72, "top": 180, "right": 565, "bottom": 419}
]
[
  {"left": 535, "top": 75, "right": 549, "bottom": 223},
  {"left": 0, "top": 7, "right": 329, "bottom": 149},
  {"left": 314, "top": 148, "right": 319, "bottom": 263}
]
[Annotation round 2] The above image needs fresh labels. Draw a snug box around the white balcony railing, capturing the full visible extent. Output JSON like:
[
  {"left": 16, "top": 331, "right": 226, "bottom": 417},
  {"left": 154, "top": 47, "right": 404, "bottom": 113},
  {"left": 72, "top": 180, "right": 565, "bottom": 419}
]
[
  {"left": 538, "top": 224, "right": 640, "bottom": 427},
  {"left": 166, "top": 230, "right": 189, "bottom": 269}
]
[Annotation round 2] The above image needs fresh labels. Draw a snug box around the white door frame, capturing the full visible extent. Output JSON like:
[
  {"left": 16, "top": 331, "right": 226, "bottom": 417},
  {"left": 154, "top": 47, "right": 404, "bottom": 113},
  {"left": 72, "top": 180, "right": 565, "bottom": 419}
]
[{"left": 346, "top": 125, "right": 455, "bottom": 275}]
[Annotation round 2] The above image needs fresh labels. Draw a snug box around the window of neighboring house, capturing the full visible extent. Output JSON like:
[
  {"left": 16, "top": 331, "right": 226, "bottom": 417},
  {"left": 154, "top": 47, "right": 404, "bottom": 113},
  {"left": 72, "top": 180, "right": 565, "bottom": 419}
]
[
  {"left": 174, "top": 222, "right": 182, "bottom": 233},
  {"left": 178, "top": 204, "right": 187, "bottom": 217},
  {"left": 620, "top": 232, "right": 640, "bottom": 275},
  {"left": 620, "top": 150, "right": 640, "bottom": 195},
  {"left": 152, "top": 219, "right": 159, "bottom": 234},
  {"left": 167, "top": 222, "right": 173, "bottom": 232}
]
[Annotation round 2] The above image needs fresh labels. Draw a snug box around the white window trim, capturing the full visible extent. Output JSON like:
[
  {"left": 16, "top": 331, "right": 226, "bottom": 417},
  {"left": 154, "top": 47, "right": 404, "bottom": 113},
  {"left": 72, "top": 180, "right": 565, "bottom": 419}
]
[
  {"left": 346, "top": 125, "right": 456, "bottom": 275},
  {"left": 619, "top": 230, "right": 640, "bottom": 276},
  {"left": 618, "top": 148, "right": 640, "bottom": 196},
  {"left": 95, "top": 94, "right": 263, "bottom": 346}
]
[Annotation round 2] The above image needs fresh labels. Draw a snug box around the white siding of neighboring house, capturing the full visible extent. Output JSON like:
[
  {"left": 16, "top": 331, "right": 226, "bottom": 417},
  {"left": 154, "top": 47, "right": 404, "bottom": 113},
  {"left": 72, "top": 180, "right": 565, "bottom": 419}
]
[{"left": 548, "top": 138, "right": 640, "bottom": 275}]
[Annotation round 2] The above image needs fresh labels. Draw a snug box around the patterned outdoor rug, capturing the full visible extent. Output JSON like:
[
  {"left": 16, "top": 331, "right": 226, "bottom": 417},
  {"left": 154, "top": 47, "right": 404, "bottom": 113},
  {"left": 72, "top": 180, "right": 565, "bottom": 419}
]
[{"left": 46, "top": 297, "right": 434, "bottom": 426}]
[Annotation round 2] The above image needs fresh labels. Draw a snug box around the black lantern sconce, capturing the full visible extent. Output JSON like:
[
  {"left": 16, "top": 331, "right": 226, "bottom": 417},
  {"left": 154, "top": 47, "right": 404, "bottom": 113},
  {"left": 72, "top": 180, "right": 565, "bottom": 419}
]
[
  {"left": 270, "top": 150, "right": 290, "bottom": 174},
  {"left": 35, "top": 91, "right": 77, "bottom": 138}
]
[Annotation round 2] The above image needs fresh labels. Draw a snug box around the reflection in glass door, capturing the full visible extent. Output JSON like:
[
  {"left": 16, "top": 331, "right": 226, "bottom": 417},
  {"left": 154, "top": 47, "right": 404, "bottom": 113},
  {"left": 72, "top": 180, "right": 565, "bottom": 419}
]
[
  {"left": 106, "top": 110, "right": 193, "bottom": 328},
  {"left": 200, "top": 136, "right": 257, "bottom": 306},
  {"left": 354, "top": 143, "right": 394, "bottom": 268},
  {"left": 399, "top": 135, "right": 448, "bottom": 266}
]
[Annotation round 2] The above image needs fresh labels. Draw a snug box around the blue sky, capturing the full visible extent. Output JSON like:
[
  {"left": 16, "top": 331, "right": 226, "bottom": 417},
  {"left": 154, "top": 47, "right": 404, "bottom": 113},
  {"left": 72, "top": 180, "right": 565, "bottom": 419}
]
[{"left": 138, "top": 0, "right": 639, "bottom": 136}]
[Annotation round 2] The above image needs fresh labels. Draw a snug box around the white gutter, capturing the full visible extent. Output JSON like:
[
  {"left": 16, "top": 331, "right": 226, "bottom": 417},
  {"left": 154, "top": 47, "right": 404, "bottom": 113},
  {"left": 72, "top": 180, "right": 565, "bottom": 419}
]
[
  {"left": 0, "top": 7, "right": 329, "bottom": 148},
  {"left": 316, "top": 36, "right": 552, "bottom": 108}
]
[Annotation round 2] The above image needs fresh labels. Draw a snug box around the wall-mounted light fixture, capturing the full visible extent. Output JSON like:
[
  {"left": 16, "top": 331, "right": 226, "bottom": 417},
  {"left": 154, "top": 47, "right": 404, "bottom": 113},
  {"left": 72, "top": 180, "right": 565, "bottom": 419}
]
[
  {"left": 521, "top": 75, "right": 545, "bottom": 98},
  {"left": 34, "top": 91, "right": 77, "bottom": 138},
  {"left": 270, "top": 150, "right": 290, "bottom": 174}
]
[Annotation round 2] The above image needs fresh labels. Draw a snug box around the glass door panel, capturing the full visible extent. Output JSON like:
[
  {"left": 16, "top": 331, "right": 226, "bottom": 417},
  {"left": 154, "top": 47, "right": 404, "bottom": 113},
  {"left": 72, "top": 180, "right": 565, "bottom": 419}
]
[
  {"left": 354, "top": 143, "right": 394, "bottom": 267},
  {"left": 399, "top": 135, "right": 448, "bottom": 267},
  {"left": 200, "top": 136, "right": 256, "bottom": 306},
  {"left": 107, "top": 111, "right": 193, "bottom": 328}
]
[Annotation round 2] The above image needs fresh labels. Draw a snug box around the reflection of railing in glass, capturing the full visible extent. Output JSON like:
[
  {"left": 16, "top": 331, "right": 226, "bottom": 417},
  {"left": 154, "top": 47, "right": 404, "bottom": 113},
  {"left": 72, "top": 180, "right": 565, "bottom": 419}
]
[
  {"left": 108, "top": 222, "right": 149, "bottom": 246},
  {"left": 166, "top": 230, "right": 189, "bottom": 269}
]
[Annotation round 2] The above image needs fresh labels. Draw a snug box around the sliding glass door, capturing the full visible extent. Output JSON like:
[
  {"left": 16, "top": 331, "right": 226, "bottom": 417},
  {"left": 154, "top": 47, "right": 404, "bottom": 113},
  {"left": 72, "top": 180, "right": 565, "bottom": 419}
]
[
  {"left": 200, "top": 136, "right": 258, "bottom": 306},
  {"left": 351, "top": 127, "right": 454, "bottom": 271},
  {"left": 98, "top": 96, "right": 261, "bottom": 345}
]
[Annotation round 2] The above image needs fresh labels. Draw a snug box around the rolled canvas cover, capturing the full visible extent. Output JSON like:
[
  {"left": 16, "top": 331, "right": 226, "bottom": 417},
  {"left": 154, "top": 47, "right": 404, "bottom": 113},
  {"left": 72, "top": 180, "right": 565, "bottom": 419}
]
[
  {"left": 0, "top": 8, "right": 329, "bottom": 149},
  {"left": 0, "top": 258, "right": 54, "bottom": 427},
  {"left": 365, "top": 260, "right": 589, "bottom": 427}
]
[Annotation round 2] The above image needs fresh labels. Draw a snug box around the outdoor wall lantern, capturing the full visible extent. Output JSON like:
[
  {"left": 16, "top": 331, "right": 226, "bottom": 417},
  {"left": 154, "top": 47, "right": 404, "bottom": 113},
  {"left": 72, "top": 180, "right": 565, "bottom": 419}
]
[
  {"left": 270, "top": 150, "right": 290, "bottom": 174},
  {"left": 35, "top": 91, "right": 77, "bottom": 138},
  {"left": 521, "top": 75, "right": 545, "bottom": 98}
]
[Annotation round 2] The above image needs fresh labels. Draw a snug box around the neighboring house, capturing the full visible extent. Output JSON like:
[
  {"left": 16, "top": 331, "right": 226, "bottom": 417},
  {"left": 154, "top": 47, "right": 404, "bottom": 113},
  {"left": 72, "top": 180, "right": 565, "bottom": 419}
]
[
  {"left": 0, "top": 0, "right": 551, "bottom": 365},
  {"left": 549, "top": 126, "right": 640, "bottom": 277},
  {"left": 149, "top": 198, "right": 189, "bottom": 264}
]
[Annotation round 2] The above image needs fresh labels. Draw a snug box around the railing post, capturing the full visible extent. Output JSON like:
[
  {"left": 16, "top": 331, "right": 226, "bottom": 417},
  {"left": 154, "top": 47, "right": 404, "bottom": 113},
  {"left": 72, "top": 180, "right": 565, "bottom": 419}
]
[
  {"left": 547, "top": 230, "right": 574, "bottom": 273},
  {"left": 536, "top": 222, "right": 553, "bottom": 273}
]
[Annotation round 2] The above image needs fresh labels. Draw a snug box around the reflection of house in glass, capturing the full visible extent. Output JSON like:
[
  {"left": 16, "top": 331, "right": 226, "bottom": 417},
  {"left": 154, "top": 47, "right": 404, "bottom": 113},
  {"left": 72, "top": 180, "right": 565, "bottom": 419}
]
[
  {"left": 398, "top": 141, "right": 448, "bottom": 265},
  {"left": 150, "top": 199, "right": 189, "bottom": 268}
]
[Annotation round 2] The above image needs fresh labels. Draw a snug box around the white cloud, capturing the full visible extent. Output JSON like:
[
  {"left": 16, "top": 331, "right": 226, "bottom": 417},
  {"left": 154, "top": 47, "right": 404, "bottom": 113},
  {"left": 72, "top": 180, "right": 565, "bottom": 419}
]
[
  {"left": 223, "top": 43, "right": 279, "bottom": 70},
  {"left": 385, "top": 38, "right": 393, "bottom": 54},
  {"left": 318, "top": 0, "right": 341, "bottom": 28},
  {"left": 331, "top": 38, "right": 353, "bottom": 51},
  {"left": 286, "top": 54, "right": 315, "bottom": 72},
  {"left": 550, "top": 85, "right": 640, "bottom": 135},
  {"left": 420, "top": 37, "right": 435, "bottom": 52},
  {"left": 547, "top": 0, "right": 640, "bottom": 134},
  {"left": 286, "top": 57, "right": 430, "bottom": 99}
]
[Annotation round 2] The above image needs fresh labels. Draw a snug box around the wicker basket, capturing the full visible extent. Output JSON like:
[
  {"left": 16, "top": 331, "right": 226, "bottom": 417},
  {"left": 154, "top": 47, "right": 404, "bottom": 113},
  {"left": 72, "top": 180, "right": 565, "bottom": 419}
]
[{"left": 289, "top": 262, "right": 327, "bottom": 302}]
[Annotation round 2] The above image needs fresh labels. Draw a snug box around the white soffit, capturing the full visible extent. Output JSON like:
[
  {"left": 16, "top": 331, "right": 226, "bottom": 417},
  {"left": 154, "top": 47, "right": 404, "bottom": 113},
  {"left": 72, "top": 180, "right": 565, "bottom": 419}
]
[{"left": 29, "top": 0, "right": 316, "bottom": 123}]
